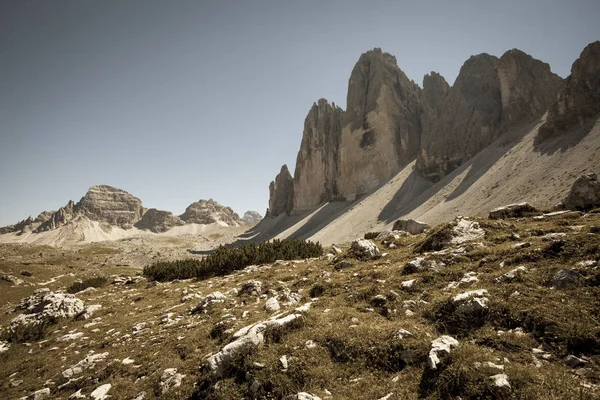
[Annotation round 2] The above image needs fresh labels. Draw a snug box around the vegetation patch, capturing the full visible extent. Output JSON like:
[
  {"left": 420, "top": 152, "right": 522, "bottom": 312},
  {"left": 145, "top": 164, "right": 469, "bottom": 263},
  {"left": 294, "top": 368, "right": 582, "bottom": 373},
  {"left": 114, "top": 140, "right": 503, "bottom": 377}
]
[
  {"left": 67, "top": 276, "right": 108, "bottom": 294},
  {"left": 144, "top": 238, "right": 323, "bottom": 282}
]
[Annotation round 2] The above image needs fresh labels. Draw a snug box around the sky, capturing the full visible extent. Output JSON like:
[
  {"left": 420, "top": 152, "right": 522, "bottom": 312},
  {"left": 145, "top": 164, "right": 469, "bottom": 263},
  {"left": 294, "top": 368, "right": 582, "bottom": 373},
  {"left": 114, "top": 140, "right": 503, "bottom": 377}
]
[{"left": 0, "top": 0, "right": 598, "bottom": 226}]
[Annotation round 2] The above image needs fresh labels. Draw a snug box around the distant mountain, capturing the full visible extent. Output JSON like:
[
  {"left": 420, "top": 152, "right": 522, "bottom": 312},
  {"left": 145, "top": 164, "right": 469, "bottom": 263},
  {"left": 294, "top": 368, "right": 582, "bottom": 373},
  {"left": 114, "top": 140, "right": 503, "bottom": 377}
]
[{"left": 0, "top": 186, "right": 262, "bottom": 236}]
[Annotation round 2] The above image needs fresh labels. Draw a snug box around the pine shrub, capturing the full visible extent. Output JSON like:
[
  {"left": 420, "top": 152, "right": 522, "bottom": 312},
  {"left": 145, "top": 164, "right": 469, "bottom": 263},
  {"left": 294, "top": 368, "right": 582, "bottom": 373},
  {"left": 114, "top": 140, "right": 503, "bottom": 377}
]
[{"left": 143, "top": 238, "right": 322, "bottom": 282}]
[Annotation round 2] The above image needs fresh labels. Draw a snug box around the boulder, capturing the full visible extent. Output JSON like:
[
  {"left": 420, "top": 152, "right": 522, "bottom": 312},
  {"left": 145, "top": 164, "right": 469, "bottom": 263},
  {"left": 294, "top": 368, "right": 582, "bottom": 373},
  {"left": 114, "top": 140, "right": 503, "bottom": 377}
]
[
  {"left": 488, "top": 203, "right": 539, "bottom": 219},
  {"left": 490, "top": 373, "right": 511, "bottom": 391},
  {"left": 427, "top": 336, "right": 459, "bottom": 369},
  {"left": 561, "top": 173, "right": 600, "bottom": 211},
  {"left": 351, "top": 239, "right": 380, "bottom": 259},
  {"left": 241, "top": 280, "right": 262, "bottom": 296},
  {"left": 450, "top": 218, "right": 485, "bottom": 245},
  {"left": 552, "top": 269, "right": 582, "bottom": 289},
  {"left": 11, "top": 291, "right": 85, "bottom": 329},
  {"left": 265, "top": 297, "right": 280, "bottom": 312},
  {"left": 392, "top": 219, "right": 431, "bottom": 234}
]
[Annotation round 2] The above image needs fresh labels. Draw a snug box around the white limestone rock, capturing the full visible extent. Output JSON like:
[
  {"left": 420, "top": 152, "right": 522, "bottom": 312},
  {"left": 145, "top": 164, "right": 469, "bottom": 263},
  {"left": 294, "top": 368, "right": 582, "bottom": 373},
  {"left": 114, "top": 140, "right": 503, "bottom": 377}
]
[{"left": 427, "top": 336, "right": 459, "bottom": 369}]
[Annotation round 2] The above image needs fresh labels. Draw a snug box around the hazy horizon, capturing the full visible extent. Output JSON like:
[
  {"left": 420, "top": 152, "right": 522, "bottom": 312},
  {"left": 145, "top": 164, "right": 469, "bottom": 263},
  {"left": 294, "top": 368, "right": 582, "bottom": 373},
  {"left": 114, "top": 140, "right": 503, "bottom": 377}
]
[{"left": 1, "top": 0, "right": 599, "bottom": 226}]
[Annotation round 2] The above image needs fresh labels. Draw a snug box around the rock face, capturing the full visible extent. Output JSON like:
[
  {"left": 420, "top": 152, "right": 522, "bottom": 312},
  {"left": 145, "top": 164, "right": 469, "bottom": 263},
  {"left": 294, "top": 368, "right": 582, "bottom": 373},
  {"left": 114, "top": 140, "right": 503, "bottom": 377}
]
[
  {"left": 0, "top": 210, "right": 55, "bottom": 235},
  {"left": 417, "top": 51, "right": 560, "bottom": 181},
  {"left": 267, "top": 46, "right": 564, "bottom": 216},
  {"left": 75, "top": 185, "right": 144, "bottom": 229},
  {"left": 293, "top": 99, "right": 344, "bottom": 212},
  {"left": 268, "top": 165, "right": 294, "bottom": 216},
  {"left": 35, "top": 200, "right": 77, "bottom": 232},
  {"left": 337, "top": 48, "right": 422, "bottom": 199},
  {"left": 242, "top": 211, "right": 263, "bottom": 225},
  {"left": 134, "top": 209, "right": 184, "bottom": 233},
  {"left": 180, "top": 199, "right": 243, "bottom": 226},
  {"left": 539, "top": 41, "right": 600, "bottom": 138},
  {"left": 561, "top": 173, "right": 600, "bottom": 210}
]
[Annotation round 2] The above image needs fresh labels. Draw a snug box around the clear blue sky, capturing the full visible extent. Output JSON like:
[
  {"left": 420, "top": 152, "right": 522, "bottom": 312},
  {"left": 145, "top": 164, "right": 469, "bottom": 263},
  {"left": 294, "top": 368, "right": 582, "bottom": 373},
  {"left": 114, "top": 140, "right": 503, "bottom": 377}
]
[{"left": 1, "top": 0, "right": 598, "bottom": 226}]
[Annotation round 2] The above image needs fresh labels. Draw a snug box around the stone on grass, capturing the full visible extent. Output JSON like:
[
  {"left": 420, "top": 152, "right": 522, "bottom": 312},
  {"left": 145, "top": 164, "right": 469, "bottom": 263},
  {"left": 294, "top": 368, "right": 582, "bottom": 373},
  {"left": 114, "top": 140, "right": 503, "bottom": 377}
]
[
  {"left": 490, "top": 373, "right": 511, "bottom": 391},
  {"left": 265, "top": 297, "right": 281, "bottom": 312},
  {"left": 552, "top": 269, "right": 582, "bottom": 289},
  {"left": 564, "top": 355, "right": 587, "bottom": 368},
  {"left": 489, "top": 203, "right": 538, "bottom": 219},
  {"left": 90, "top": 384, "right": 112, "bottom": 400},
  {"left": 11, "top": 291, "right": 85, "bottom": 329},
  {"left": 351, "top": 239, "right": 380, "bottom": 259},
  {"left": 396, "top": 329, "right": 413, "bottom": 339},
  {"left": 404, "top": 257, "right": 444, "bottom": 273},
  {"left": 496, "top": 266, "right": 527, "bottom": 283},
  {"left": 450, "top": 219, "right": 485, "bottom": 245},
  {"left": 241, "top": 280, "right": 262, "bottom": 295},
  {"left": 0, "top": 340, "right": 10, "bottom": 353},
  {"left": 541, "top": 232, "right": 567, "bottom": 241},
  {"left": 27, "top": 388, "right": 51, "bottom": 400},
  {"left": 427, "top": 336, "right": 459, "bottom": 370},
  {"left": 392, "top": 219, "right": 431, "bottom": 234},
  {"left": 160, "top": 368, "right": 184, "bottom": 393},
  {"left": 207, "top": 303, "right": 311, "bottom": 378}
]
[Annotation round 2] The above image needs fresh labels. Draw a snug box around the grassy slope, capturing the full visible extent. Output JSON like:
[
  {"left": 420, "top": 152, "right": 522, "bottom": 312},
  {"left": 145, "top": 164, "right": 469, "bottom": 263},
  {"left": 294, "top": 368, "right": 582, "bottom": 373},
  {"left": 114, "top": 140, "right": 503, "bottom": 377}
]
[{"left": 1, "top": 212, "right": 599, "bottom": 399}]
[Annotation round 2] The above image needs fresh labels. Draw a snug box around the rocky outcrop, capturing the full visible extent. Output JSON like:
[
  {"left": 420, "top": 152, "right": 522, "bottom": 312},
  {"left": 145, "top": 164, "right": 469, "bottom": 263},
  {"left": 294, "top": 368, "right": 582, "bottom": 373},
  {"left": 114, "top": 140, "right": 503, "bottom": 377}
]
[
  {"left": 539, "top": 41, "right": 600, "bottom": 138},
  {"left": 35, "top": 200, "right": 77, "bottom": 232},
  {"left": 561, "top": 173, "right": 600, "bottom": 211},
  {"left": 242, "top": 211, "right": 262, "bottom": 225},
  {"left": 75, "top": 185, "right": 144, "bottom": 229},
  {"left": 268, "top": 165, "right": 294, "bottom": 217},
  {"left": 134, "top": 209, "right": 184, "bottom": 233},
  {"left": 337, "top": 48, "right": 422, "bottom": 199},
  {"left": 0, "top": 210, "right": 55, "bottom": 235},
  {"left": 292, "top": 99, "right": 344, "bottom": 212},
  {"left": 179, "top": 199, "right": 243, "bottom": 226}
]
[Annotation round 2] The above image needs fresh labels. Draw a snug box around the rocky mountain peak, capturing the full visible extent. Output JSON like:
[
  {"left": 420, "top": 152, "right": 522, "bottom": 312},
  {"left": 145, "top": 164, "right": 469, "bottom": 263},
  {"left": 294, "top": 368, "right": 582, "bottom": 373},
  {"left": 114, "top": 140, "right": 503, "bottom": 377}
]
[
  {"left": 242, "top": 211, "right": 262, "bottom": 225},
  {"left": 292, "top": 99, "right": 344, "bottom": 213},
  {"left": 268, "top": 165, "right": 294, "bottom": 217},
  {"left": 179, "top": 199, "right": 243, "bottom": 226},
  {"left": 74, "top": 185, "right": 144, "bottom": 229}
]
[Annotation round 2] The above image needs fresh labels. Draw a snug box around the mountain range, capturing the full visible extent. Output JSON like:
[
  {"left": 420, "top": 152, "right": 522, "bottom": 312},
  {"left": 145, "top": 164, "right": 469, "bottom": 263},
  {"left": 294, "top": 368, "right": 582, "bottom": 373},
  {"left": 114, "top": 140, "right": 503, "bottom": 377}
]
[
  {"left": 0, "top": 185, "right": 261, "bottom": 241},
  {"left": 254, "top": 40, "right": 600, "bottom": 244}
]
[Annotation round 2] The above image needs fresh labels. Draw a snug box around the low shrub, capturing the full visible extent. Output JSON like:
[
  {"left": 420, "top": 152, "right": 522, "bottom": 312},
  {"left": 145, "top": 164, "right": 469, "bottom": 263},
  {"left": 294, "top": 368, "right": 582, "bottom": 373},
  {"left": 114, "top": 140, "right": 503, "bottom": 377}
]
[
  {"left": 2, "top": 321, "right": 52, "bottom": 343},
  {"left": 67, "top": 276, "right": 108, "bottom": 294},
  {"left": 144, "top": 238, "right": 323, "bottom": 282}
]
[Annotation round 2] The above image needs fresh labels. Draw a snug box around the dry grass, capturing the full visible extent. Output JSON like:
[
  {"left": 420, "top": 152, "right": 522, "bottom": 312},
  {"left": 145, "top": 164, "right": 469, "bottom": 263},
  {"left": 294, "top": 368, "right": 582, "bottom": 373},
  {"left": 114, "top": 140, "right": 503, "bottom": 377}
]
[{"left": 0, "top": 212, "right": 599, "bottom": 399}]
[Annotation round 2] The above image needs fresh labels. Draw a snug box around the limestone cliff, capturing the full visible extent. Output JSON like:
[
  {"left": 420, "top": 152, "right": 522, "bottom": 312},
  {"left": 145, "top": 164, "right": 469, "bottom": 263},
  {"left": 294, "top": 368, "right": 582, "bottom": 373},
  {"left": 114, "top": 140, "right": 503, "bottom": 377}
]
[
  {"left": 417, "top": 50, "right": 561, "bottom": 181},
  {"left": 539, "top": 41, "right": 600, "bottom": 138},
  {"left": 35, "top": 201, "right": 77, "bottom": 232},
  {"left": 292, "top": 99, "right": 344, "bottom": 212},
  {"left": 337, "top": 48, "right": 422, "bottom": 199}
]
